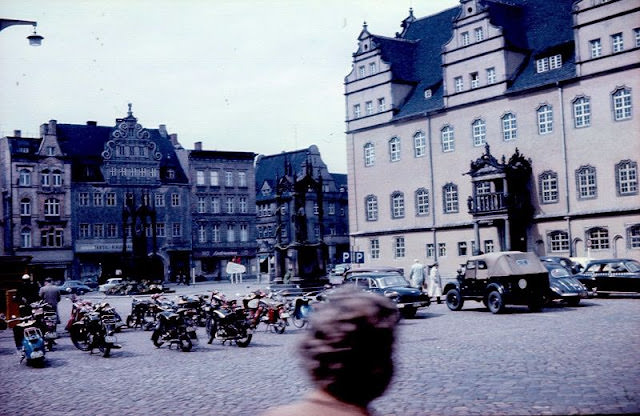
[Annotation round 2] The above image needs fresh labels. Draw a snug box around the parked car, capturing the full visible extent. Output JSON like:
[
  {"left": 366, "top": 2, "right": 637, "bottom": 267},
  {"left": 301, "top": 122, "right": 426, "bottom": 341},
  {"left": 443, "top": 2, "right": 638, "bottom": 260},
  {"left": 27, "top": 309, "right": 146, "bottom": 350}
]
[
  {"left": 576, "top": 259, "right": 640, "bottom": 295},
  {"left": 81, "top": 275, "right": 99, "bottom": 289},
  {"left": 59, "top": 280, "right": 93, "bottom": 295},
  {"left": 339, "top": 268, "right": 429, "bottom": 318},
  {"left": 540, "top": 256, "right": 582, "bottom": 274},
  {"left": 98, "top": 278, "right": 124, "bottom": 292},
  {"left": 444, "top": 251, "right": 549, "bottom": 314},
  {"left": 544, "top": 263, "right": 589, "bottom": 306}
]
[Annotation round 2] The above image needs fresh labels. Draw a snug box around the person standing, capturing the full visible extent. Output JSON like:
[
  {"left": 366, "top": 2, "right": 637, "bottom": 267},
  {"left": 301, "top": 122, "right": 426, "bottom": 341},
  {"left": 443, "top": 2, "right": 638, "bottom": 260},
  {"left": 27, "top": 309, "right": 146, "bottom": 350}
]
[
  {"left": 428, "top": 263, "right": 443, "bottom": 304},
  {"left": 15, "top": 274, "right": 40, "bottom": 317},
  {"left": 39, "top": 277, "right": 61, "bottom": 323},
  {"left": 409, "top": 259, "right": 426, "bottom": 289}
]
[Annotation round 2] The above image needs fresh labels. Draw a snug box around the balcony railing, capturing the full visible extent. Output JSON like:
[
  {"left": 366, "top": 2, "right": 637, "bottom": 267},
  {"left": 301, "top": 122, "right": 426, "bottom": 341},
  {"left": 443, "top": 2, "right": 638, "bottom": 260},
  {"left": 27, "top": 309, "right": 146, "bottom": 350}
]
[{"left": 467, "top": 192, "right": 508, "bottom": 215}]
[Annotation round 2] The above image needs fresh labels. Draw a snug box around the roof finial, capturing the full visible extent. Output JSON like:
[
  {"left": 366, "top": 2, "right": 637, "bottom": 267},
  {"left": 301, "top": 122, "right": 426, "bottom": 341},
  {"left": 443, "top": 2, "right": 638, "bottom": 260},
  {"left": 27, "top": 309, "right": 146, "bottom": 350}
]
[
  {"left": 363, "top": 21, "right": 368, "bottom": 31},
  {"left": 127, "top": 102, "right": 133, "bottom": 117},
  {"left": 409, "top": 7, "right": 414, "bottom": 17}
]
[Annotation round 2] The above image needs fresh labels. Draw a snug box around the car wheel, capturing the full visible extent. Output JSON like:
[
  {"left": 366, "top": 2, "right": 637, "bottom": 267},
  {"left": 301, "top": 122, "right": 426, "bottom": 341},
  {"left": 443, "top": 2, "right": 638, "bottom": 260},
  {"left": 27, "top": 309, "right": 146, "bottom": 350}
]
[
  {"left": 487, "top": 290, "right": 504, "bottom": 314},
  {"left": 400, "top": 307, "right": 417, "bottom": 319},
  {"left": 445, "top": 288, "right": 464, "bottom": 311},
  {"left": 567, "top": 298, "right": 581, "bottom": 306}
]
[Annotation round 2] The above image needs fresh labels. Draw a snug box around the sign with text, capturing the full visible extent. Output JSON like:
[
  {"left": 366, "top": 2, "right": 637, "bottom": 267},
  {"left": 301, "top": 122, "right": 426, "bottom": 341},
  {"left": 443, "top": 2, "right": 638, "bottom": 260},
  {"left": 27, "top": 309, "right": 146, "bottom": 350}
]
[{"left": 342, "top": 251, "right": 365, "bottom": 264}]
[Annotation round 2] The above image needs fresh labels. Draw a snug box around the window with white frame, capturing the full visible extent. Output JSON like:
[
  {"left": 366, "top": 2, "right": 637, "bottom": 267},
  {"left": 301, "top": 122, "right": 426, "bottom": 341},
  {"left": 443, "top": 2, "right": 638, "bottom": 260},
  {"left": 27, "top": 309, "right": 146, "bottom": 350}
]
[
  {"left": 416, "top": 188, "right": 429, "bottom": 216},
  {"left": 502, "top": 113, "right": 517, "bottom": 141},
  {"left": 41, "top": 169, "right": 50, "bottom": 186},
  {"left": 155, "top": 193, "right": 165, "bottom": 207},
  {"left": 20, "top": 198, "right": 31, "bottom": 216},
  {"left": 443, "top": 183, "right": 459, "bottom": 213},
  {"left": 226, "top": 197, "right": 234, "bottom": 213},
  {"left": 484, "top": 240, "right": 494, "bottom": 253},
  {"left": 616, "top": 160, "right": 638, "bottom": 196},
  {"left": 590, "top": 39, "right": 602, "bottom": 58},
  {"left": 539, "top": 171, "right": 559, "bottom": 204},
  {"left": 389, "top": 137, "right": 401, "bottom": 162},
  {"left": 167, "top": 169, "right": 175, "bottom": 180},
  {"left": 240, "top": 224, "right": 248, "bottom": 242},
  {"left": 197, "top": 196, "right": 206, "bottom": 213},
  {"left": 93, "top": 224, "right": 104, "bottom": 239},
  {"left": 612, "top": 88, "right": 632, "bottom": 121},
  {"left": 365, "top": 101, "right": 373, "bottom": 116},
  {"left": 438, "top": 242, "right": 447, "bottom": 257},
  {"left": 635, "top": 28, "right": 640, "bottom": 47},
  {"left": 369, "top": 62, "right": 377, "bottom": 75},
  {"left": 549, "top": 54, "right": 562, "bottom": 69},
  {"left": 52, "top": 171, "right": 62, "bottom": 186},
  {"left": 370, "top": 239, "right": 380, "bottom": 259},
  {"left": 364, "top": 143, "right": 375, "bottom": 167},
  {"left": 576, "top": 165, "right": 597, "bottom": 199},
  {"left": 358, "top": 65, "right": 366, "bottom": 78},
  {"left": 549, "top": 231, "right": 569, "bottom": 252},
  {"left": 313, "top": 202, "right": 319, "bottom": 215},
  {"left": 441, "top": 126, "right": 454, "bottom": 152},
  {"left": 377, "top": 98, "right": 386, "bottom": 112},
  {"left": 476, "top": 181, "right": 491, "bottom": 195},
  {"left": 486, "top": 67, "right": 496, "bottom": 84},
  {"left": 238, "top": 172, "right": 247, "bottom": 187},
  {"left": 458, "top": 241, "right": 467, "bottom": 256},
  {"left": 327, "top": 203, "right": 335, "bottom": 215},
  {"left": 107, "top": 224, "right": 117, "bottom": 238},
  {"left": 239, "top": 196, "right": 248, "bottom": 213},
  {"left": 79, "top": 224, "right": 90, "bottom": 238},
  {"left": 470, "top": 72, "right": 479, "bottom": 89},
  {"left": 394, "top": 237, "right": 405, "bottom": 258},
  {"left": 172, "top": 223, "right": 182, "bottom": 237},
  {"left": 210, "top": 171, "right": 219, "bottom": 186},
  {"left": 198, "top": 224, "right": 206, "bottom": 243},
  {"left": 537, "top": 105, "right": 553, "bottom": 134},
  {"left": 46, "top": 146, "right": 55, "bottom": 156},
  {"left": 426, "top": 243, "right": 435, "bottom": 258},
  {"left": 41, "top": 227, "right": 64, "bottom": 247},
  {"left": 573, "top": 97, "right": 591, "bottom": 128},
  {"left": 587, "top": 227, "right": 609, "bottom": 250},
  {"left": 611, "top": 33, "right": 624, "bottom": 53},
  {"left": 79, "top": 192, "right": 89, "bottom": 206},
  {"left": 472, "top": 119, "right": 486, "bottom": 147},
  {"left": 365, "top": 195, "right": 378, "bottom": 221},
  {"left": 171, "top": 193, "right": 180, "bottom": 206},
  {"left": 454, "top": 76, "right": 463, "bottom": 92},
  {"left": 353, "top": 104, "right": 361, "bottom": 119},
  {"left": 226, "top": 224, "right": 235, "bottom": 242},
  {"left": 21, "top": 228, "right": 31, "bottom": 248},
  {"left": 196, "top": 170, "right": 205, "bottom": 185},
  {"left": 212, "top": 224, "right": 220, "bottom": 242},
  {"left": 414, "top": 132, "right": 426, "bottom": 157},
  {"left": 93, "top": 192, "right": 103, "bottom": 206},
  {"left": 44, "top": 198, "right": 60, "bottom": 216},
  {"left": 461, "top": 31, "right": 469, "bottom": 46},
  {"left": 475, "top": 27, "right": 484, "bottom": 42},
  {"left": 391, "top": 192, "right": 404, "bottom": 219},
  {"left": 536, "top": 58, "right": 549, "bottom": 73},
  {"left": 628, "top": 225, "right": 640, "bottom": 249},
  {"left": 18, "top": 169, "right": 31, "bottom": 186},
  {"left": 156, "top": 223, "right": 165, "bottom": 237},
  {"left": 211, "top": 197, "right": 220, "bottom": 213},
  {"left": 225, "top": 171, "right": 234, "bottom": 187}
]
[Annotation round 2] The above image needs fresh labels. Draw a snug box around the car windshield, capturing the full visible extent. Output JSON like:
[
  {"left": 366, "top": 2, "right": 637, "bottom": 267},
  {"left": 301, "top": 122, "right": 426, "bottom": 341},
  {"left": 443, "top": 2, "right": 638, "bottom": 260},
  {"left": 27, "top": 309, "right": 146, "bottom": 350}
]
[
  {"left": 549, "top": 268, "right": 570, "bottom": 278},
  {"left": 375, "top": 274, "right": 409, "bottom": 288}
]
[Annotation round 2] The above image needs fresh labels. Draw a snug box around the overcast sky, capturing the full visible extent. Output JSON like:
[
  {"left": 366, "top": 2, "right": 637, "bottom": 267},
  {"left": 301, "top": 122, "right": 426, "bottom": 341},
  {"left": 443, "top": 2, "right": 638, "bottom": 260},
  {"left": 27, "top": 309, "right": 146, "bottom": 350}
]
[{"left": 1, "top": 0, "right": 459, "bottom": 173}]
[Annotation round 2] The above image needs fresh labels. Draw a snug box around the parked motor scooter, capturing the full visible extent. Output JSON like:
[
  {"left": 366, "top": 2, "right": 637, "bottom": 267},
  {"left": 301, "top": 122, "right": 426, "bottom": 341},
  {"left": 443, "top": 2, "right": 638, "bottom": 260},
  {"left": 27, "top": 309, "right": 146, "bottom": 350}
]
[
  {"left": 10, "top": 316, "right": 47, "bottom": 367},
  {"left": 30, "top": 300, "right": 58, "bottom": 350}
]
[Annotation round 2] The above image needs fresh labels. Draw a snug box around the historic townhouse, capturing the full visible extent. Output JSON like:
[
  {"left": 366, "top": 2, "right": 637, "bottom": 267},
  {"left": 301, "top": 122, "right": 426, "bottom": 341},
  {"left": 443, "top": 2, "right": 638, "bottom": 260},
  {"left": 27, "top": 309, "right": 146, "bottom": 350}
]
[
  {"left": 255, "top": 146, "right": 349, "bottom": 279},
  {"left": 187, "top": 143, "right": 257, "bottom": 280},
  {"left": 0, "top": 127, "right": 73, "bottom": 280},
  {"left": 345, "top": 0, "right": 640, "bottom": 276}
]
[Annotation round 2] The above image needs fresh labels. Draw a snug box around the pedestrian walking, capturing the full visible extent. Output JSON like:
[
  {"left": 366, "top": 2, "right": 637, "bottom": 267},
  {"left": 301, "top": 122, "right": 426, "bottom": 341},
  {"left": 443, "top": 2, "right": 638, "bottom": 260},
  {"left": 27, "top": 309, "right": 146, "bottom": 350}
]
[
  {"left": 261, "top": 287, "right": 399, "bottom": 416},
  {"left": 428, "top": 263, "right": 443, "bottom": 304},
  {"left": 39, "top": 277, "right": 61, "bottom": 323},
  {"left": 409, "top": 259, "right": 426, "bottom": 289}
]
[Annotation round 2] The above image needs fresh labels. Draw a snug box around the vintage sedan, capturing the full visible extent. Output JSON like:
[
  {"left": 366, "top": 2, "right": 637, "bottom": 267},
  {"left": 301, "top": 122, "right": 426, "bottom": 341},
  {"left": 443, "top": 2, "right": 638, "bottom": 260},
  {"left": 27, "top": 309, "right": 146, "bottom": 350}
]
[
  {"left": 340, "top": 269, "right": 429, "bottom": 318},
  {"left": 58, "top": 280, "right": 93, "bottom": 295},
  {"left": 576, "top": 259, "right": 640, "bottom": 295},
  {"left": 544, "top": 263, "right": 589, "bottom": 306}
]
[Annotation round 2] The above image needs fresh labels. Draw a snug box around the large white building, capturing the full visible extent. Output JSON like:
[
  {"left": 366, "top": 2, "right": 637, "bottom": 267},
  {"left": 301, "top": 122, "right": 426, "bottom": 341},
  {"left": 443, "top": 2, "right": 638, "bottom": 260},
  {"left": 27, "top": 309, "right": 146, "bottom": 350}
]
[{"left": 345, "top": 0, "right": 640, "bottom": 276}]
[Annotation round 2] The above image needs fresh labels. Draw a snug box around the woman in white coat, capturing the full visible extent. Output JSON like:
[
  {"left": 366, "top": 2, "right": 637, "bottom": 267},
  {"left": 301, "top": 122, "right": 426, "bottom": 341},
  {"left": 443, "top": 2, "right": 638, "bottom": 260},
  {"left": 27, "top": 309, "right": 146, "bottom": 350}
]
[{"left": 427, "top": 263, "right": 443, "bottom": 304}]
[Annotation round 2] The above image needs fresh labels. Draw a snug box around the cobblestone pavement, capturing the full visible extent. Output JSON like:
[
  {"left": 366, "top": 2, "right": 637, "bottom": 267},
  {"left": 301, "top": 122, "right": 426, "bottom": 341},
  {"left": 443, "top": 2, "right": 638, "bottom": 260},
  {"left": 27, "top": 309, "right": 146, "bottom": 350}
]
[{"left": 1, "top": 280, "right": 638, "bottom": 416}]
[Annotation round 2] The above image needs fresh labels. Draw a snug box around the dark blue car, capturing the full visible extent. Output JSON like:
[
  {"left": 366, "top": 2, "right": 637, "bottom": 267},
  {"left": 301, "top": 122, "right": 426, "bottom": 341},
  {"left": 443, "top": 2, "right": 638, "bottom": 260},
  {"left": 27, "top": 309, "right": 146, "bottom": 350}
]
[{"left": 58, "top": 280, "right": 93, "bottom": 295}]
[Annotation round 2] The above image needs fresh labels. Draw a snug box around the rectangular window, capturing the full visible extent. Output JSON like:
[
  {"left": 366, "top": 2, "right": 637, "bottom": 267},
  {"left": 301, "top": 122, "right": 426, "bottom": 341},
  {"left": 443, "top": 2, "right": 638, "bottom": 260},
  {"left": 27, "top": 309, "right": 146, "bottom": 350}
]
[
  {"left": 370, "top": 239, "right": 380, "bottom": 259},
  {"left": 105, "top": 192, "right": 116, "bottom": 206},
  {"left": 484, "top": 240, "right": 494, "bottom": 253},
  {"left": 536, "top": 58, "right": 549, "bottom": 73},
  {"left": 79, "top": 192, "right": 89, "bottom": 206},
  {"left": 577, "top": 169, "right": 597, "bottom": 199},
  {"left": 20, "top": 200, "right": 31, "bottom": 216},
  {"left": 212, "top": 224, "right": 221, "bottom": 242},
  {"left": 239, "top": 197, "right": 248, "bottom": 213},
  {"left": 365, "top": 101, "right": 373, "bottom": 116},
  {"left": 438, "top": 243, "right": 447, "bottom": 257},
  {"left": 574, "top": 98, "right": 591, "bottom": 128},
  {"left": 41, "top": 172, "right": 49, "bottom": 186},
  {"left": 93, "top": 193, "right": 103, "bottom": 206},
  {"left": 391, "top": 194, "right": 404, "bottom": 218},
  {"left": 53, "top": 172, "right": 62, "bottom": 186},
  {"left": 475, "top": 27, "right": 484, "bottom": 42},
  {"left": 590, "top": 39, "right": 602, "bottom": 58},
  {"left": 79, "top": 224, "right": 90, "bottom": 238},
  {"left": 549, "top": 54, "right": 562, "bottom": 69},
  {"left": 612, "top": 33, "right": 624, "bottom": 53},
  {"left": 197, "top": 196, "right": 206, "bottom": 213},
  {"left": 444, "top": 185, "right": 459, "bottom": 213},
  {"left": 328, "top": 203, "right": 335, "bottom": 215},
  {"left": 416, "top": 190, "right": 429, "bottom": 216},
  {"left": 617, "top": 162, "right": 638, "bottom": 195},
  {"left": 538, "top": 106, "right": 553, "bottom": 135},
  {"left": 107, "top": 224, "right": 117, "bottom": 238},
  {"left": 156, "top": 223, "right": 165, "bottom": 237},
  {"left": 458, "top": 241, "right": 467, "bottom": 256},
  {"left": 227, "top": 225, "right": 235, "bottom": 242},
  {"left": 394, "top": 237, "right": 405, "bottom": 258},
  {"left": 225, "top": 171, "right": 234, "bottom": 187},
  {"left": 171, "top": 193, "right": 180, "bottom": 207},
  {"left": 369, "top": 62, "right": 377, "bottom": 75},
  {"left": 47, "top": 146, "right": 55, "bottom": 156},
  {"left": 377, "top": 98, "right": 386, "bottom": 112},
  {"left": 454, "top": 76, "right": 463, "bottom": 92},
  {"left": 353, "top": 104, "right": 361, "bottom": 119},
  {"left": 549, "top": 232, "right": 569, "bottom": 252},
  {"left": 155, "top": 193, "right": 165, "bottom": 207},
  {"left": 461, "top": 31, "right": 469, "bottom": 46},
  {"left": 172, "top": 223, "right": 182, "bottom": 237},
  {"left": 196, "top": 170, "right": 205, "bottom": 185},
  {"left": 470, "top": 72, "right": 479, "bottom": 89},
  {"left": 486, "top": 67, "right": 496, "bottom": 85},
  {"left": 238, "top": 172, "right": 247, "bottom": 187},
  {"left": 358, "top": 65, "right": 366, "bottom": 78},
  {"left": 613, "top": 89, "right": 632, "bottom": 121},
  {"left": 211, "top": 197, "right": 220, "bottom": 213},
  {"left": 635, "top": 28, "right": 640, "bottom": 47},
  {"left": 426, "top": 243, "right": 435, "bottom": 258},
  {"left": 540, "top": 173, "right": 559, "bottom": 203},
  {"left": 226, "top": 197, "right": 234, "bottom": 214},
  {"left": 240, "top": 224, "right": 248, "bottom": 242},
  {"left": 93, "top": 224, "right": 104, "bottom": 238},
  {"left": 210, "top": 171, "right": 219, "bottom": 186},
  {"left": 198, "top": 225, "right": 206, "bottom": 243}
]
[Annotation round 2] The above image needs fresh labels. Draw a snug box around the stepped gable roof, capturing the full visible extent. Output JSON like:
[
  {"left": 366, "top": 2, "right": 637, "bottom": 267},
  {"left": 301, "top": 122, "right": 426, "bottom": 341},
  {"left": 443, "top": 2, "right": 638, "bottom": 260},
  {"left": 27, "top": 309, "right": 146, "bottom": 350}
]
[
  {"left": 54, "top": 122, "right": 188, "bottom": 184},
  {"left": 255, "top": 148, "right": 311, "bottom": 200},
  {"left": 370, "top": 35, "right": 419, "bottom": 82}
]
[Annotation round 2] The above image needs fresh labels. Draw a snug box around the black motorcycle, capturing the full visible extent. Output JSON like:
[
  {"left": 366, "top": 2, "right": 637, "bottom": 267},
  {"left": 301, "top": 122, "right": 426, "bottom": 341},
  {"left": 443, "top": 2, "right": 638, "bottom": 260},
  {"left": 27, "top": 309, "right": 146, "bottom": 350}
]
[
  {"left": 70, "top": 302, "right": 121, "bottom": 357},
  {"left": 204, "top": 295, "right": 252, "bottom": 347},
  {"left": 126, "top": 298, "right": 157, "bottom": 331},
  {"left": 29, "top": 300, "right": 59, "bottom": 350},
  {"left": 151, "top": 306, "right": 198, "bottom": 352}
]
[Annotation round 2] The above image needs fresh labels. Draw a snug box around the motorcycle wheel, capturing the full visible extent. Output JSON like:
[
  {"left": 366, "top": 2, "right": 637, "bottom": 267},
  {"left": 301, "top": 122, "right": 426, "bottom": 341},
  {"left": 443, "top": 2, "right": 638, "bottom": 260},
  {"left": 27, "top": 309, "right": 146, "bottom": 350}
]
[
  {"left": 235, "top": 333, "right": 252, "bottom": 348},
  {"left": 292, "top": 314, "right": 307, "bottom": 328},
  {"left": 98, "top": 342, "right": 111, "bottom": 358},
  {"left": 272, "top": 320, "right": 286, "bottom": 334},
  {"left": 179, "top": 334, "right": 193, "bottom": 352},
  {"left": 151, "top": 329, "right": 164, "bottom": 347},
  {"left": 70, "top": 325, "right": 91, "bottom": 351}
]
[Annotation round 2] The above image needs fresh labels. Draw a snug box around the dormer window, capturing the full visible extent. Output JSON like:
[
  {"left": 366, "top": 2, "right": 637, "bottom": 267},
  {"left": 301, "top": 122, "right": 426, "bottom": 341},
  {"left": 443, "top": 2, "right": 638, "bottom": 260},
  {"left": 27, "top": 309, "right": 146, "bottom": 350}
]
[
  {"left": 47, "top": 146, "right": 55, "bottom": 156},
  {"left": 167, "top": 169, "right": 175, "bottom": 179},
  {"left": 536, "top": 54, "right": 562, "bottom": 73}
]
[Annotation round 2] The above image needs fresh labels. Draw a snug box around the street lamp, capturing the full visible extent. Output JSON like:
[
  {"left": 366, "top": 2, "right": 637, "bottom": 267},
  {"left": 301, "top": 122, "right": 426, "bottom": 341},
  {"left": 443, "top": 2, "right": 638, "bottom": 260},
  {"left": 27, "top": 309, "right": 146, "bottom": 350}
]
[{"left": 0, "top": 18, "right": 44, "bottom": 46}]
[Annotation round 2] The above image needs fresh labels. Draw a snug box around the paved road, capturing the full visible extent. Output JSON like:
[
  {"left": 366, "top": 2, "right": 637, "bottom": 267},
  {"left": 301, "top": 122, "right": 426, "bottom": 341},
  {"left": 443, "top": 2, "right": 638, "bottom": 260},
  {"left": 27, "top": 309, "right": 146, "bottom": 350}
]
[{"left": 1, "top": 281, "right": 639, "bottom": 416}]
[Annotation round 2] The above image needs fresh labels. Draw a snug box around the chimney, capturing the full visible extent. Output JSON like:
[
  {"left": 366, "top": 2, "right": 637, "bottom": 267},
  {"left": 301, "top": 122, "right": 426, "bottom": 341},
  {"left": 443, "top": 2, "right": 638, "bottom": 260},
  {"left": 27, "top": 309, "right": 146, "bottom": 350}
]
[
  {"left": 194, "top": 141, "right": 202, "bottom": 151},
  {"left": 158, "top": 124, "right": 168, "bottom": 137},
  {"left": 86, "top": 121, "right": 97, "bottom": 126},
  {"left": 47, "top": 120, "right": 57, "bottom": 135},
  {"left": 169, "top": 133, "right": 178, "bottom": 146},
  {"left": 13, "top": 130, "right": 21, "bottom": 137}
]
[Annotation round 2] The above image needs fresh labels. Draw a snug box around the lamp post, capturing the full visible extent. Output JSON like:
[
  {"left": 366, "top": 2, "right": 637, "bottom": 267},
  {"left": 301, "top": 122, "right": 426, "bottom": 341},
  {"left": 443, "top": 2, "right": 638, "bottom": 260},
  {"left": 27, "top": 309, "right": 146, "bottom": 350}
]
[{"left": 0, "top": 18, "right": 44, "bottom": 46}]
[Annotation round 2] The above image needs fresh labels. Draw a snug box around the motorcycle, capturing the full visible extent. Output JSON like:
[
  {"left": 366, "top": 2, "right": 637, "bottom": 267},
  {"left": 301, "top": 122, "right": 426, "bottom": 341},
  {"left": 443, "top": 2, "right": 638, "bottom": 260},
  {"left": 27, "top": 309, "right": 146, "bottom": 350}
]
[
  {"left": 205, "top": 292, "right": 252, "bottom": 347},
  {"left": 151, "top": 303, "right": 198, "bottom": 352},
  {"left": 255, "top": 297, "right": 289, "bottom": 334},
  {"left": 10, "top": 316, "right": 47, "bottom": 367},
  {"left": 70, "top": 302, "right": 121, "bottom": 357},
  {"left": 290, "top": 294, "right": 315, "bottom": 329},
  {"left": 29, "top": 300, "right": 58, "bottom": 350},
  {"left": 126, "top": 298, "right": 157, "bottom": 330}
]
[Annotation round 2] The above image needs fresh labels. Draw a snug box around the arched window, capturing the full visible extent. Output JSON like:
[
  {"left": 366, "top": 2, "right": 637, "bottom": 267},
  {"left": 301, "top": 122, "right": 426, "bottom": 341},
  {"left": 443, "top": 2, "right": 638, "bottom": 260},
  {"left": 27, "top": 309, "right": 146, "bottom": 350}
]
[
  {"left": 471, "top": 119, "right": 486, "bottom": 146},
  {"left": 20, "top": 198, "right": 31, "bottom": 216},
  {"left": 365, "top": 195, "right": 378, "bottom": 221},
  {"left": 389, "top": 137, "right": 401, "bottom": 162},
  {"left": 443, "top": 183, "right": 459, "bottom": 213},
  {"left": 441, "top": 126, "right": 454, "bottom": 152},
  {"left": 44, "top": 198, "right": 60, "bottom": 216},
  {"left": 548, "top": 231, "right": 569, "bottom": 252},
  {"left": 501, "top": 113, "right": 517, "bottom": 141},
  {"left": 537, "top": 104, "right": 553, "bottom": 134},
  {"left": 40, "top": 169, "right": 50, "bottom": 186},
  {"left": 415, "top": 188, "right": 429, "bottom": 216},
  {"left": 612, "top": 88, "right": 632, "bottom": 121},
  {"left": 19, "top": 169, "right": 31, "bottom": 186},
  {"left": 572, "top": 96, "right": 591, "bottom": 128},
  {"left": 52, "top": 170, "right": 63, "bottom": 186},
  {"left": 364, "top": 143, "right": 375, "bottom": 167},
  {"left": 413, "top": 132, "right": 426, "bottom": 158},
  {"left": 20, "top": 227, "right": 31, "bottom": 248},
  {"left": 391, "top": 192, "right": 405, "bottom": 219},
  {"left": 587, "top": 227, "right": 609, "bottom": 250}
]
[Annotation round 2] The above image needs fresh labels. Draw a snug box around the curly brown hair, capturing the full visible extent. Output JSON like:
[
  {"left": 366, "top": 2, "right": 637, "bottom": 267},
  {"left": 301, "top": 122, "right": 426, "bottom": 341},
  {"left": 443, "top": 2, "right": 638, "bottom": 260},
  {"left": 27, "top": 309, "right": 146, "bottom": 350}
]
[{"left": 298, "top": 287, "right": 399, "bottom": 407}]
